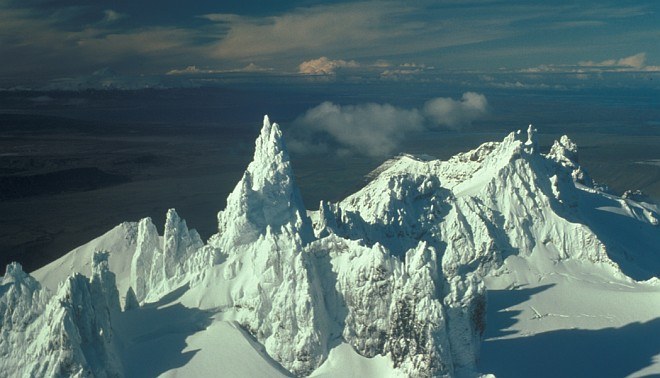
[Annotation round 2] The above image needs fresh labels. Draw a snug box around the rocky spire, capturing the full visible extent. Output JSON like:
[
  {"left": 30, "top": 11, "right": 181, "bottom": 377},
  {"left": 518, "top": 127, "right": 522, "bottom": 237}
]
[
  {"left": 524, "top": 123, "right": 538, "bottom": 153},
  {"left": 216, "top": 115, "right": 313, "bottom": 249}
]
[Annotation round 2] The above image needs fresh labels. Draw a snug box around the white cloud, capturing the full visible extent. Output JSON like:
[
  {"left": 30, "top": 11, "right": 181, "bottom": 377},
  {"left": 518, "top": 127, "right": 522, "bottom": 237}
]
[
  {"left": 291, "top": 101, "right": 424, "bottom": 157},
  {"left": 423, "top": 92, "right": 489, "bottom": 129},
  {"left": 522, "top": 52, "right": 660, "bottom": 74},
  {"left": 290, "top": 93, "right": 489, "bottom": 157},
  {"left": 579, "top": 52, "right": 646, "bottom": 69},
  {"left": 298, "top": 57, "right": 359, "bottom": 75}
]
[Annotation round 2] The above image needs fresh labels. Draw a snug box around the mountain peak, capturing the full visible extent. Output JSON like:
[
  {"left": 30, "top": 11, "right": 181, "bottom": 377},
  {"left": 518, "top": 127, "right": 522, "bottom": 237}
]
[
  {"left": 249, "top": 114, "right": 291, "bottom": 189},
  {"left": 215, "top": 115, "right": 312, "bottom": 249}
]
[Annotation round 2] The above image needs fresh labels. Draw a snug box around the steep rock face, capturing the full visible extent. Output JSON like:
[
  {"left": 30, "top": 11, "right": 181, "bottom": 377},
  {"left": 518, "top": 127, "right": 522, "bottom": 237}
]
[
  {"left": 384, "top": 242, "right": 454, "bottom": 377},
  {"left": 309, "top": 236, "right": 478, "bottom": 377},
  {"left": 0, "top": 252, "right": 123, "bottom": 377},
  {"left": 130, "top": 209, "right": 203, "bottom": 303},
  {"left": 310, "top": 236, "right": 396, "bottom": 357},
  {"left": 442, "top": 273, "right": 486, "bottom": 375}
]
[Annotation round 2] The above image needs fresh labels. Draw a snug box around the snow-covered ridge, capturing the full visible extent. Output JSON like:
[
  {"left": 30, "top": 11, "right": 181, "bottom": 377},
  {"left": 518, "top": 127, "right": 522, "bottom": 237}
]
[{"left": 3, "top": 117, "right": 659, "bottom": 377}]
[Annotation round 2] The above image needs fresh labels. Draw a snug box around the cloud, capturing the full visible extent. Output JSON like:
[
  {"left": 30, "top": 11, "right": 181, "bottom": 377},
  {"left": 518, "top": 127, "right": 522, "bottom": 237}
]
[
  {"left": 521, "top": 52, "right": 660, "bottom": 74},
  {"left": 578, "top": 52, "right": 647, "bottom": 69},
  {"left": 298, "top": 57, "right": 359, "bottom": 75},
  {"left": 202, "top": 2, "right": 512, "bottom": 65},
  {"left": 290, "top": 101, "right": 424, "bottom": 157},
  {"left": 289, "top": 93, "right": 489, "bottom": 157},
  {"left": 423, "top": 92, "right": 489, "bottom": 129},
  {"left": 1, "top": 1, "right": 656, "bottom": 87}
]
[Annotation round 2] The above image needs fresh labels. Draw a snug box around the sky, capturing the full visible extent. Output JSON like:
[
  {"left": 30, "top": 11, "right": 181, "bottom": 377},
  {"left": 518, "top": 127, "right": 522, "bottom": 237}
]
[{"left": 1, "top": 0, "right": 659, "bottom": 89}]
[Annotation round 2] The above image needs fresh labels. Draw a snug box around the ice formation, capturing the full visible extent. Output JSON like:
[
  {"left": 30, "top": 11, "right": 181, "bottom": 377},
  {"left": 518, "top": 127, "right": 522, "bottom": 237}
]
[
  {"left": 130, "top": 208, "right": 203, "bottom": 303},
  {"left": 2, "top": 115, "right": 659, "bottom": 377},
  {"left": 1, "top": 252, "right": 122, "bottom": 377}
]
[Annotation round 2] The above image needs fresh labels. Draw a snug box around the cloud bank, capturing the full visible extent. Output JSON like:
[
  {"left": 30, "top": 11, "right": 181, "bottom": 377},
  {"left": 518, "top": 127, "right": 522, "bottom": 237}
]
[
  {"left": 522, "top": 52, "right": 660, "bottom": 74},
  {"left": 289, "top": 93, "right": 489, "bottom": 157},
  {"left": 579, "top": 53, "right": 645, "bottom": 69},
  {"left": 298, "top": 57, "right": 359, "bottom": 75}
]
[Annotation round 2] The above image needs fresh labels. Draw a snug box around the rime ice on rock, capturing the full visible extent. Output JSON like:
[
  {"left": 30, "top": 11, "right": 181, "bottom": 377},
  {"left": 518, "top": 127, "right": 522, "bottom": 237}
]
[
  {"left": 213, "top": 115, "right": 313, "bottom": 253},
  {"left": 210, "top": 116, "right": 327, "bottom": 376},
  {"left": 0, "top": 252, "right": 123, "bottom": 377},
  {"left": 385, "top": 242, "right": 455, "bottom": 377},
  {"left": 0, "top": 263, "right": 43, "bottom": 334},
  {"left": 547, "top": 134, "right": 592, "bottom": 186},
  {"left": 130, "top": 208, "right": 203, "bottom": 303},
  {"left": 524, "top": 124, "right": 538, "bottom": 154},
  {"left": 4, "top": 118, "right": 659, "bottom": 378}
]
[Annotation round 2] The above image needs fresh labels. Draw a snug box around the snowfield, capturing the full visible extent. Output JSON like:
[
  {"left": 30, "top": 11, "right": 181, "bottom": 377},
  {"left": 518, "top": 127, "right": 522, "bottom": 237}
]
[{"left": 2, "top": 116, "right": 659, "bottom": 377}]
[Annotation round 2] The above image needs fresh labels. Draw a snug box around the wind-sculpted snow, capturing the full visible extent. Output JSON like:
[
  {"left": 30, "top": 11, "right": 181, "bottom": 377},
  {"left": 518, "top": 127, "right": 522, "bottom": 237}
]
[{"left": 2, "top": 116, "right": 659, "bottom": 377}]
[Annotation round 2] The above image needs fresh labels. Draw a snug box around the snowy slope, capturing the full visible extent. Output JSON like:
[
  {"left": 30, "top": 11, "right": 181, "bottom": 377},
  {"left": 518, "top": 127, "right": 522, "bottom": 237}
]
[
  {"left": 2, "top": 118, "right": 659, "bottom": 377},
  {"left": 32, "top": 221, "right": 139, "bottom": 296}
]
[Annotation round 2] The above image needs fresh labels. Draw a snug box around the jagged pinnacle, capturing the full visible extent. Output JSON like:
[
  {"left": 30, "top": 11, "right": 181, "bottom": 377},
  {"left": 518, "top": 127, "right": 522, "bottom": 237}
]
[
  {"left": 524, "top": 123, "right": 538, "bottom": 153},
  {"left": 215, "top": 115, "right": 313, "bottom": 247}
]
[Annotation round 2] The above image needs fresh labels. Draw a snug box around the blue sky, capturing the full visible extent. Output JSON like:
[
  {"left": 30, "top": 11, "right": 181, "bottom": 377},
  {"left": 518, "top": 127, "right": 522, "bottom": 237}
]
[{"left": 1, "top": 0, "right": 659, "bottom": 88}]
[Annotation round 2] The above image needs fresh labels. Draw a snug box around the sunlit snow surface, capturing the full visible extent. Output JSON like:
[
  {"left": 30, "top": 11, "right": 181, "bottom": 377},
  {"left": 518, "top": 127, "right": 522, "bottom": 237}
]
[{"left": 3, "top": 118, "right": 658, "bottom": 377}]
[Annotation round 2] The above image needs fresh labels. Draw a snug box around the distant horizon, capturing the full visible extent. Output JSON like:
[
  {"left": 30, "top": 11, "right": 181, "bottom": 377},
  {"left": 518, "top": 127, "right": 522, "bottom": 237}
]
[{"left": 1, "top": 1, "right": 659, "bottom": 90}]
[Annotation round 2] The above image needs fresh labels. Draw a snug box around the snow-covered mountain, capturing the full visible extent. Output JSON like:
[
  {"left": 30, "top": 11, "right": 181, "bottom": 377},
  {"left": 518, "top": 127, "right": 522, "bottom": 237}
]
[{"left": 2, "top": 116, "right": 659, "bottom": 377}]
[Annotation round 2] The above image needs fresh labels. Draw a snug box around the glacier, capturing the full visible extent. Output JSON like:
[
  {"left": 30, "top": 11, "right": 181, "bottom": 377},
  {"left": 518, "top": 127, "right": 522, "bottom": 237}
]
[{"left": 2, "top": 116, "right": 659, "bottom": 377}]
